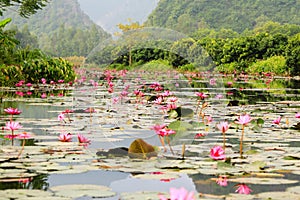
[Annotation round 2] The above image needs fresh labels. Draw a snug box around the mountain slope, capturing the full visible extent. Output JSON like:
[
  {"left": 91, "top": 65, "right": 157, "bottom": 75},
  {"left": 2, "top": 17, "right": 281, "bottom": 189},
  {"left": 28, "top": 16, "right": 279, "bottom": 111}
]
[
  {"left": 1, "top": 0, "right": 111, "bottom": 57},
  {"left": 145, "top": 0, "right": 300, "bottom": 34},
  {"left": 2, "top": 0, "right": 108, "bottom": 35}
]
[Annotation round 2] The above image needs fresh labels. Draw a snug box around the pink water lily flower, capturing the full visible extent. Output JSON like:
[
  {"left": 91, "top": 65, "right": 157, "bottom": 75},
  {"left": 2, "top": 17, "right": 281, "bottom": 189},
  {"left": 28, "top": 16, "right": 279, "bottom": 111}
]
[
  {"left": 5, "top": 121, "right": 22, "bottom": 145},
  {"left": 58, "top": 133, "right": 72, "bottom": 142},
  {"left": 58, "top": 113, "right": 65, "bottom": 120},
  {"left": 210, "top": 146, "right": 225, "bottom": 160},
  {"left": 77, "top": 134, "right": 91, "bottom": 144},
  {"left": 157, "top": 128, "right": 176, "bottom": 137},
  {"left": 162, "top": 90, "right": 173, "bottom": 97},
  {"left": 206, "top": 116, "right": 213, "bottom": 124},
  {"left": 5, "top": 121, "right": 22, "bottom": 131},
  {"left": 236, "top": 114, "right": 252, "bottom": 125},
  {"left": 4, "top": 134, "right": 19, "bottom": 140},
  {"left": 209, "top": 78, "right": 216, "bottom": 85},
  {"left": 216, "top": 176, "right": 228, "bottom": 187},
  {"left": 4, "top": 107, "right": 22, "bottom": 115},
  {"left": 195, "top": 92, "right": 208, "bottom": 100},
  {"left": 217, "top": 121, "right": 230, "bottom": 133},
  {"left": 41, "top": 78, "right": 46, "bottom": 84},
  {"left": 151, "top": 124, "right": 167, "bottom": 134},
  {"left": 272, "top": 116, "right": 281, "bottom": 125},
  {"left": 17, "top": 132, "right": 31, "bottom": 139},
  {"left": 159, "top": 187, "right": 195, "bottom": 200},
  {"left": 168, "top": 96, "right": 178, "bottom": 102},
  {"left": 41, "top": 93, "right": 47, "bottom": 98},
  {"left": 154, "top": 96, "right": 163, "bottom": 104},
  {"left": 296, "top": 113, "right": 300, "bottom": 118},
  {"left": 235, "top": 183, "right": 252, "bottom": 194},
  {"left": 167, "top": 103, "right": 177, "bottom": 110}
]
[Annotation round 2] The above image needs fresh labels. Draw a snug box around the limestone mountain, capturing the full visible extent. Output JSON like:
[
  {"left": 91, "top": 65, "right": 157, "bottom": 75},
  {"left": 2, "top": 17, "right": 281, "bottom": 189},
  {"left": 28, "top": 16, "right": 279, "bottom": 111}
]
[{"left": 1, "top": 0, "right": 111, "bottom": 57}]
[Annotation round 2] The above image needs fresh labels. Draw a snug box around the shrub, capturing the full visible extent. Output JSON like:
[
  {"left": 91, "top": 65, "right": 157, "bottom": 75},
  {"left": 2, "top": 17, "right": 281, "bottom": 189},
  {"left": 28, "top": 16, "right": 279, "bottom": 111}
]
[
  {"left": 215, "top": 62, "right": 239, "bottom": 74},
  {"left": 247, "top": 56, "right": 287, "bottom": 75},
  {"left": 0, "top": 57, "right": 76, "bottom": 86}
]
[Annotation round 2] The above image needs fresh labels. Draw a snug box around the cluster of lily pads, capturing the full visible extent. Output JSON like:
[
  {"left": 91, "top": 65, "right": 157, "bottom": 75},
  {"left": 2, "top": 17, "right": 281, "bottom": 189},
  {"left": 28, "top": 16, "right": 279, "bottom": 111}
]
[{"left": 0, "top": 68, "right": 300, "bottom": 199}]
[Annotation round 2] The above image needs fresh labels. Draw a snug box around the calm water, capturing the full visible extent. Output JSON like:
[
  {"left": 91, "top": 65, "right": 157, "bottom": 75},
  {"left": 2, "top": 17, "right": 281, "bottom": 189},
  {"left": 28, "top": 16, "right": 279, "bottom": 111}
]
[{"left": 0, "top": 76, "right": 300, "bottom": 199}]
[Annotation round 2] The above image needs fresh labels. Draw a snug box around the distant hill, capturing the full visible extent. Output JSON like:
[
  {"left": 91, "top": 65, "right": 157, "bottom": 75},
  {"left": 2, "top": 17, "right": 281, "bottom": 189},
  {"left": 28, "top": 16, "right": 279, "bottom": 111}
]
[
  {"left": 2, "top": 0, "right": 108, "bottom": 35},
  {"left": 1, "top": 0, "right": 111, "bottom": 57},
  {"left": 145, "top": 0, "right": 300, "bottom": 34}
]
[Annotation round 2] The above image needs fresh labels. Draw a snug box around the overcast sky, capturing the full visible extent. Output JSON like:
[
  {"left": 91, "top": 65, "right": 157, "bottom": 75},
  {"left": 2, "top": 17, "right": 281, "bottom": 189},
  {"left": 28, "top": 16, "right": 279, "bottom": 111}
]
[{"left": 78, "top": 0, "right": 159, "bottom": 34}]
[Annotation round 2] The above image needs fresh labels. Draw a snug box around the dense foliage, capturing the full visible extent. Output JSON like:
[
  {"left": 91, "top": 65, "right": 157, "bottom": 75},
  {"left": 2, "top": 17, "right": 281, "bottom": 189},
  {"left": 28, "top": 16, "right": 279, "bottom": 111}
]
[
  {"left": 0, "top": 18, "right": 76, "bottom": 86},
  {"left": 0, "top": 0, "right": 48, "bottom": 17},
  {"left": 0, "top": 0, "right": 110, "bottom": 57},
  {"left": 145, "top": 0, "right": 300, "bottom": 34},
  {"left": 86, "top": 21, "right": 300, "bottom": 75}
]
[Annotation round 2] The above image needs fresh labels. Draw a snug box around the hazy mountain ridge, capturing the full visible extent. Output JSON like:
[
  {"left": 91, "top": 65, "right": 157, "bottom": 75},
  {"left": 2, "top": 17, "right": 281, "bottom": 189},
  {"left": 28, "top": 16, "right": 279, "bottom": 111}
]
[
  {"left": 2, "top": 0, "right": 108, "bottom": 36},
  {"left": 0, "top": 0, "right": 111, "bottom": 57},
  {"left": 145, "top": 0, "right": 300, "bottom": 34}
]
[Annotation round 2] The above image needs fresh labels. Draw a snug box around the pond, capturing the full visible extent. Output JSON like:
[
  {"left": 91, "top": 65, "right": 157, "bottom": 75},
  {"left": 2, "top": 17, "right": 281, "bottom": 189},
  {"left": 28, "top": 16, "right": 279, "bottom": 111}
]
[{"left": 0, "top": 70, "right": 300, "bottom": 199}]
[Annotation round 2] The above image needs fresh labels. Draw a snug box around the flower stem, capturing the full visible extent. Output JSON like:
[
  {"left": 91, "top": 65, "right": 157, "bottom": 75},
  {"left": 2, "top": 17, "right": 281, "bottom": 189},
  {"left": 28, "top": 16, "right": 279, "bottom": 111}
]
[
  {"left": 17, "top": 139, "right": 25, "bottom": 159},
  {"left": 240, "top": 125, "right": 244, "bottom": 158},
  {"left": 166, "top": 136, "right": 174, "bottom": 155},
  {"left": 158, "top": 135, "right": 167, "bottom": 152},
  {"left": 195, "top": 99, "right": 200, "bottom": 114},
  {"left": 223, "top": 131, "right": 226, "bottom": 151},
  {"left": 11, "top": 130, "right": 14, "bottom": 146}
]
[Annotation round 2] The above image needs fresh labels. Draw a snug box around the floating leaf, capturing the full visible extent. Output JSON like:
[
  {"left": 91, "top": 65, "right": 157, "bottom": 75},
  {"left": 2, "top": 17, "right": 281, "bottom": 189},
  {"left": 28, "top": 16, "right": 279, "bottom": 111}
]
[
  {"left": 128, "top": 138, "right": 157, "bottom": 159},
  {"left": 257, "top": 191, "right": 300, "bottom": 200},
  {"left": 50, "top": 184, "right": 116, "bottom": 198},
  {"left": 243, "top": 161, "right": 266, "bottom": 172},
  {"left": 120, "top": 191, "right": 168, "bottom": 200},
  {"left": 168, "top": 120, "right": 193, "bottom": 132},
  {"left": 133, "top": 172, "right": 180, "bottom": 180},
  {"left": 286, "top": 186, "right": 300, "bottom": 194},
  {"left": 0, "top": 189, "right": 53, "bottom": 199},
  {"left": 229, "top": 177, "right": 298, "bottom": 185}
]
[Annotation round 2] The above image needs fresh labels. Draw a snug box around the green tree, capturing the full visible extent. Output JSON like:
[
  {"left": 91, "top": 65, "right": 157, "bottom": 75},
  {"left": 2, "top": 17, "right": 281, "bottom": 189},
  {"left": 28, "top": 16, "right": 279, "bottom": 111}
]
[
  {"left": 0, "top": 18, "right": 19, "bottom": 64},
  {"left": 286, "top": 33, "right": 300, "bottom": 75},
  {"left": 14, "top": 25, "right": 39, "bottom": 48},
  {"left": 0, "top": 0, "right": 49, "bottom": 18},
  {"left": 116, "top": 19, "right": 145, "bottom": 66}
]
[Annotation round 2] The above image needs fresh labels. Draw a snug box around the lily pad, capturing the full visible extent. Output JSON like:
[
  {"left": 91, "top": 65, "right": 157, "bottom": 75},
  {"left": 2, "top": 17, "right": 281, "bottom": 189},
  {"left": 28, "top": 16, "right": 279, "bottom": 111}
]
[
  {"left": 120, "top": 191, "right": 167, "bottom": 200},
  {"left": 229, "top": 177, "right": 298, "bottom": 185},
  {"left": 257, "top": 191, "right": 300, "bottom": 200},
  {"left": 0, "top": 189, "right": 53, "bottom": 199},
  {"left": 50, "top": 184, "right": 116, "bottom": 198},
  {"left": 286, "top": 186, "right": 300, "bottom": 194},
  {"left": 133, "top": 172, "right": 180, "bottom": 180},
  {"left": 128, "top": 138, "right": 157, "bottom": 159},
  {"left": 243, "top": 161, "right": 266, "bottom": 172}
]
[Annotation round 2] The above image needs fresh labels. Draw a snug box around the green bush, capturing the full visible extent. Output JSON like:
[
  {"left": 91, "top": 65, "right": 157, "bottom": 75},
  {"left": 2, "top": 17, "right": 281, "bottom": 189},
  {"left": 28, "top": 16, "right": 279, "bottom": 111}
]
[
  {"left": 247, "top": 56, "right": 287, "bottom": 75},
  {"left": 0, "top": 57, "right": 76, "bottom": 86},
  {"left": 137, "top": 60, "right": 173, "bottom": 71},
  {"left": 22, "top": 57, "right": 76, "bottom": 84},
  {"left": 215, "top": 62, "right": 239, "bottom": 74},
  {"left": 178, "top": 63, "right": 196, "bottom": 72},
  {"left": 0, "top": 64, "right": 25, "bottom": 86}
]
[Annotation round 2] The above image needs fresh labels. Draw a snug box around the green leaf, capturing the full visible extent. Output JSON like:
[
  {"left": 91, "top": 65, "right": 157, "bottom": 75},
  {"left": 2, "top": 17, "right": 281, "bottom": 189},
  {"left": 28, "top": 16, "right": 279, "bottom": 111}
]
[{"left": 0, "top": 18, "right": 12, "bottom": 28}]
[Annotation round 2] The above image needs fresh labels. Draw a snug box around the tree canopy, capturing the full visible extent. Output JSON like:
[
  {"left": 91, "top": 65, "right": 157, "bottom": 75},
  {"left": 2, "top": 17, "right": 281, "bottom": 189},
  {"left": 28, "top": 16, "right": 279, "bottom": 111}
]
[
  {"left": 0, "top": 0, "right": 49, "bottom": 18},
  {"left": 145, "top": 0, "right": 300, "bottom": 34}
]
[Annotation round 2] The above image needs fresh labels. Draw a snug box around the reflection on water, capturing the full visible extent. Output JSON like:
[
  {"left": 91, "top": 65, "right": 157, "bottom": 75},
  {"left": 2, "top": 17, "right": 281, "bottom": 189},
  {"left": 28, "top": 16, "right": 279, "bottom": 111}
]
[
  {"left": 48, "top": 171, "right": 196, "bottom": 200},
  {"left": 0, "top": 174, "right": 49, "bottom": 190},
  {"left": 190, "top": 173, "right": 300, "bottom": 195}
]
